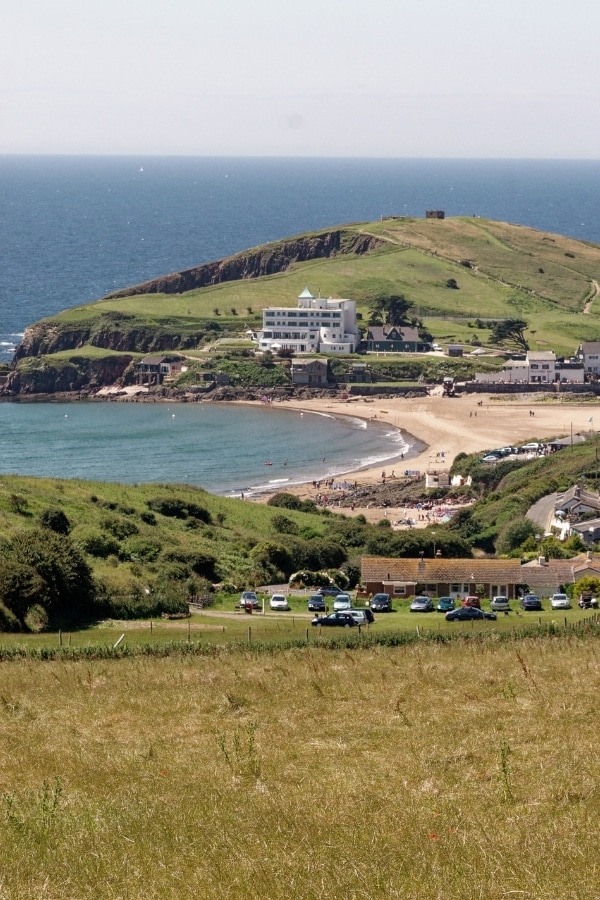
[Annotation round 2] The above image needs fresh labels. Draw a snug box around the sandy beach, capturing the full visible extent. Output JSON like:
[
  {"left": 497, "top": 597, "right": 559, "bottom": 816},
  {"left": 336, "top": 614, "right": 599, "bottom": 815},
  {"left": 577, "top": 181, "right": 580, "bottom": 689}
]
[{"left": 264, "top": 390, "right": 598, "bottom": 524}]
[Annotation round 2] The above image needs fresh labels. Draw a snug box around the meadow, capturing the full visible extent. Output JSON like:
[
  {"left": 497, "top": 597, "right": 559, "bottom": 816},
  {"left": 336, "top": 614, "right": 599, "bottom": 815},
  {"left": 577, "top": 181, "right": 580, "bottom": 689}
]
[{"left": 0, "top": 627, "right": 599, "bottom": 898}]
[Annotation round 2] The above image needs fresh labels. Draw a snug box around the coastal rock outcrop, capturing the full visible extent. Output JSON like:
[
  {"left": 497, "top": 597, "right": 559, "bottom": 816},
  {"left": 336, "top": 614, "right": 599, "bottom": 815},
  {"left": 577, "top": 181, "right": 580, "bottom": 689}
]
[
  {"left": 103, "top": 230, "right": 384, "bottom": 299},
  {"left": 2, "top": 354, "right": 134, "bottom": 396}
]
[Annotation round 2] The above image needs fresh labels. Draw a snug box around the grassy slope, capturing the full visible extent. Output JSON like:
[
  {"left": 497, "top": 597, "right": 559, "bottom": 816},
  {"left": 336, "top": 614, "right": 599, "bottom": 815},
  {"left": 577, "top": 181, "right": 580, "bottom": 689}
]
[
  {"left": 25, "top": 216, "right": 600, "bottom": 360},
  {"left": 0, "top": 474, "right": 327, "bottom": 593},
  {"left": 0, "top": 634, "right": 599, "bottom": 898}
]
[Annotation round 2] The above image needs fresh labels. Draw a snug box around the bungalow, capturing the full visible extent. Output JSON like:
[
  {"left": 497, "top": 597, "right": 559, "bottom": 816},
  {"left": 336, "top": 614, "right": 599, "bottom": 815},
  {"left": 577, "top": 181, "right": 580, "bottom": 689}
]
[
  {"left": 364, "top": 325, "right": 420, "bottom": 353},
  {"left": 521, "top": 552, "right": 600, "bottom": 596},
  {"left": 361, "top": 556, "right": 523, "bottom": 600}
]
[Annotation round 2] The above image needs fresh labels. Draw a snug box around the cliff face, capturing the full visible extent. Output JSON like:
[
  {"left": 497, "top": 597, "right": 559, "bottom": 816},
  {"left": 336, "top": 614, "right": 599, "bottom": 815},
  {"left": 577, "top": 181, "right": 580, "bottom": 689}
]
[
  {"left": 13, "top": 229, "right": 383, "bottom": 364},
  {"left": 3, "top": 354, "right": 134, "bottom": 396},
  {"left": 104, "top": 230, "right": 383, "bottom": 298}
]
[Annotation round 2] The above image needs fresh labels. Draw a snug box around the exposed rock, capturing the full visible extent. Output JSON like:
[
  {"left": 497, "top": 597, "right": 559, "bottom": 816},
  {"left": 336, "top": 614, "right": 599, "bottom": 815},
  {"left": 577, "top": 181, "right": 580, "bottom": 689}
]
[{"left": 104, "top": 230, "right": 384, "bottom": 299}]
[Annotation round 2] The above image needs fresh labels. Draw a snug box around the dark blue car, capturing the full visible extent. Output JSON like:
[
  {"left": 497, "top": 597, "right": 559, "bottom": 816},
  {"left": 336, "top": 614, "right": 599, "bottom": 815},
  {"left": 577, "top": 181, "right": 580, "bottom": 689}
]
[{"left": 445, "top": 607, "right": 497, "bottom": 622}]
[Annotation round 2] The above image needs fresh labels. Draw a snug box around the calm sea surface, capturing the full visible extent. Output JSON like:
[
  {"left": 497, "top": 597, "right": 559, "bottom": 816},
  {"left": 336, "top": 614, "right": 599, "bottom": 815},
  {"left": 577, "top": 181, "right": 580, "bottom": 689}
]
[
  {"left": 1, "top": 156, "right": 599, "bottom": 489},
  {"left": 0, "top": 401, "right": 409, "bottom": 496}
]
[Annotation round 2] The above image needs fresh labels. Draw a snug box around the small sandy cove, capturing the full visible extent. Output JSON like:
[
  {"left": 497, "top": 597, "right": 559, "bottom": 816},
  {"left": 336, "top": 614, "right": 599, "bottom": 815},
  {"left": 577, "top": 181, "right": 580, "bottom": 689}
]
[{"left": 261, "top": 391, "right": 597, "bottom": 524}]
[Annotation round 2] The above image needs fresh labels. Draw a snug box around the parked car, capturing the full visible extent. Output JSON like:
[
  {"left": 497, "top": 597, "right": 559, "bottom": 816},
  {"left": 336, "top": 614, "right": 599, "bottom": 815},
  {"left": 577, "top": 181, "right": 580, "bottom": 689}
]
[
  {"left": 410, "top": 596, "right": 434, "bottom": 613},
  {"left": 311, "top": 612, "right": 356, "bottom": 628},
  {"left": 578, "top": 592, "right": 598, "bottom": 609},
  {"left": 239, "top": 591, "right": 260, "bottom": 610},
  {"left": 318, "top": 585, "right": 343, "bottom": 597},
  {"left": 550, "top": 593, "right": 571, "bottom": 610},
  {"left": 269, "top": 593, "right": 290, "bottom": 611},
  {"left": 520, "top": 594, "right": 542, "bottom": 611},
  {"left": 491, "top": 595, "right": 511, "bottom": 612},
  {"left": 307, "top": 593, "right": 327, "bottom": 613},
  {"left": 464, "top": 596, "right": 481, "bottom": 609},
  {"left": 436, "top": 596, "right": 455, "bottom": 613},
  {"left": 481, "top": 454, "right": 501, "bottom": 463},
  {"left": 370, "top": 593, "right": 393, "bottom": 612},
  {"left": 346, "top": 608, "right": 375, "bottom": 625},
  {"left": 333, "top": 593, "right": 352, "bottom": 610},
  {"left": 446, "top": 607, "right": 497, "bottom": 622}
]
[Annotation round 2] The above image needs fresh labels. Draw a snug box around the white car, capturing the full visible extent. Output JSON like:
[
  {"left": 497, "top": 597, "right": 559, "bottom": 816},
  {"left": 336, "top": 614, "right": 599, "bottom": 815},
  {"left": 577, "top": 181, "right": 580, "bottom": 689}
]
[
  {"left": 333, "top": 593, "right": 352, "bottom": 611},
  {"left": 269, "top": 593, "right": 290, "bottom": 611},
  {"left": 491, "top": 595, "right": 510, "bottom": 612},
  {"left": 551, "top": 593, "right": 571, "bottom": 610}
]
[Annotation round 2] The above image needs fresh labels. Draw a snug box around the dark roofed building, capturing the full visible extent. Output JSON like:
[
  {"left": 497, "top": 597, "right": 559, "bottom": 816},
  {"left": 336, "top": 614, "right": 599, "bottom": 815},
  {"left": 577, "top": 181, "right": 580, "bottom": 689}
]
[{"left": 364, "top": 325, "right": 420, "bottom": 353}]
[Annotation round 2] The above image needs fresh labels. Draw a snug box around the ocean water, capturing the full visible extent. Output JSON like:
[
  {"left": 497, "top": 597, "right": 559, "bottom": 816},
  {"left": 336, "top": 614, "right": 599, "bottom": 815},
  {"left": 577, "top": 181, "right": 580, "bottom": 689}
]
[
  {"left": 1, "top": 156, "right": 599, "bottom": 488},
  {"left": 0, "top": 401, "right": 409, "bottom": 496}
]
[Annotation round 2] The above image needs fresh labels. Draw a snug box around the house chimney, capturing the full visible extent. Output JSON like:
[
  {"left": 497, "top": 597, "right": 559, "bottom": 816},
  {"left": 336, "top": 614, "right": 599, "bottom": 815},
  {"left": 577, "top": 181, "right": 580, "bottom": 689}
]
[{"left": 538, "top": 556, "right": 547, "bottom": 566}]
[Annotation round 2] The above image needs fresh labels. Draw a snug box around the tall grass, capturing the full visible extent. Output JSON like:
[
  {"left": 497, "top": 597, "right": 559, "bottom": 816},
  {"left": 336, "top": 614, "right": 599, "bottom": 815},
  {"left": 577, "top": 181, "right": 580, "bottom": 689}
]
[{"left": 0, "top": 631, "right": 599, "bottom": 897}]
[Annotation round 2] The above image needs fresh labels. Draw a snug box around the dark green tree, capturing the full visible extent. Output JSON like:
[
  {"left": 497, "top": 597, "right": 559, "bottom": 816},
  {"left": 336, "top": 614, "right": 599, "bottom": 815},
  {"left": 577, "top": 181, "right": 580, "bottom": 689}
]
[
  {"left": 490, "top": 319, "right": 529, "bottom": 351},
  {"left": 368, "top": 293, "right": 413, "bottom": 327}
]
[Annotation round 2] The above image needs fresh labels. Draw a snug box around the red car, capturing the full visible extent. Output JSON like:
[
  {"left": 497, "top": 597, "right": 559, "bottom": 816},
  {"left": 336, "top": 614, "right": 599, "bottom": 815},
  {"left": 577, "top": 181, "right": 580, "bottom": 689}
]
[{"left": 463, "top": 596, "right": 481, "bottom": 609}]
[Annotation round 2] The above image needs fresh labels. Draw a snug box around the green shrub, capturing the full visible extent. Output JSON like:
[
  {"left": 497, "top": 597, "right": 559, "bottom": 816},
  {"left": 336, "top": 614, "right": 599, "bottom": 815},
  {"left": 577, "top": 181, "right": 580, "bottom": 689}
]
[
  {"left": 120, "top": 537, "right": 161, "bottom": 562},
  {"left": 75, "top": 527, "right": 121, "bottom": 559},
  {"left": 39, "top": 508, "right": 71, "bottom": 535},
  {"left": 101, "top": 516, "right": 139, "bottom": 540}
]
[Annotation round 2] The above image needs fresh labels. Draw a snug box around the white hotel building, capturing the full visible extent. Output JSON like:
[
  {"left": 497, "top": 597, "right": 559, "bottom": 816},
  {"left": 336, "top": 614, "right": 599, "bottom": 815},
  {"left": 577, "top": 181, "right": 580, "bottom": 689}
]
[{"left": 255, "top": 287, "right": 359, "bottom": 355}]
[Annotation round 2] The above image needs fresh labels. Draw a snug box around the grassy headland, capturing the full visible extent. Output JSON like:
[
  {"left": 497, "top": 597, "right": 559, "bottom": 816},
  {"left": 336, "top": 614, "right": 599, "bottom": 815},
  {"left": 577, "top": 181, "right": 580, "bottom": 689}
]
[{"left": 6, "top": 216, "right": 600, "bottom": 394}]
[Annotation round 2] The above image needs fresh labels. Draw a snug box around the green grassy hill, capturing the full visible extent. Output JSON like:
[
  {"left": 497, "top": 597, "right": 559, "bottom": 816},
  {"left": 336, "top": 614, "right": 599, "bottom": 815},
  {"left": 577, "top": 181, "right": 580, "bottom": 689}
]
[{"left": 7, "top": 217, "right": 600, "bottom": 394}]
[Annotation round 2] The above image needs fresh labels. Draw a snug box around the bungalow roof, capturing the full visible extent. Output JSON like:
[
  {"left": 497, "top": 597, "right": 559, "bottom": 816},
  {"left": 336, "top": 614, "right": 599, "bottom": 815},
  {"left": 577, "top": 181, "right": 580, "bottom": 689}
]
[{"left": 361, "top": 557, "right": 523, "bottom": 584}]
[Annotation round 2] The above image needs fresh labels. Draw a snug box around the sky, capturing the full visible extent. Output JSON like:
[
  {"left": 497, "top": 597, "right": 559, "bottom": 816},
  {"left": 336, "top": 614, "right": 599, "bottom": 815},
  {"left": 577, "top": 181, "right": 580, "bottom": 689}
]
[{"left": 1, "top": 0, "right": 599, "bottom": 158}]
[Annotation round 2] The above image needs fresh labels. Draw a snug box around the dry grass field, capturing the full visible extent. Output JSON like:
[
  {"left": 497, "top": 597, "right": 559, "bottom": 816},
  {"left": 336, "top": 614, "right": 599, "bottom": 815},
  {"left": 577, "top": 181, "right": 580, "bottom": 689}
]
[{"left": 0, "top": 632, "right": 599, "bottom": 898}]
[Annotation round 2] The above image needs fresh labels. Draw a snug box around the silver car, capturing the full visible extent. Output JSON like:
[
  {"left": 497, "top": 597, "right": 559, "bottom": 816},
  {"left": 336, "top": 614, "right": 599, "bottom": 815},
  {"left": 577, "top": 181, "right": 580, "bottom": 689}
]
[
  {"left": 333, "top": 593, "right": 352, "bottom": 610},
  {"left": 550, "top": 593, "right": 571, "bottom": 610},
  {"left": 491, "top": 595, "right": 510, "bottom": 612}
]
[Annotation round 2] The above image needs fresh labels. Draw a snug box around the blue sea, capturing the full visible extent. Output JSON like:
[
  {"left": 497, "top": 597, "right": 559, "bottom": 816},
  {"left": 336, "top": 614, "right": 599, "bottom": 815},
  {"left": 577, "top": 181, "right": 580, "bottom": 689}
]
[{"left": 1, "top": 156, "right": 599, "bottom": 490}]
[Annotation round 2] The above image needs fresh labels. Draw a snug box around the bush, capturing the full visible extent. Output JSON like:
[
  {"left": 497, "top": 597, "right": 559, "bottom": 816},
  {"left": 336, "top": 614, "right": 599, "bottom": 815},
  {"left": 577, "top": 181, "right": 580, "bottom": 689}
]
[
  {"left": 146, "top": 496, "right": 211, "bottom": 523},
  {"left": 39, "top": 508, "right": 71, "bottom": 535},
  {"left": 101, "top": 516, "right": 139, "bottom": 540},
  {"left": 75, "top": 527, "right": 121, "bottom": 559},
  {"left": 120, "top": 537, "right": 161, "bottom": 562},
  {"left": 271, "top": 515, "right": 299, "bottom": 535}
]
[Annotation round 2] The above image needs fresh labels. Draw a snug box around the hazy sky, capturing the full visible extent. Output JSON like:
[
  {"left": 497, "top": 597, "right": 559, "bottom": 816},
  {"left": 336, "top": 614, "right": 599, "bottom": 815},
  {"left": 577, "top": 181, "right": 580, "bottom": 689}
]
[{"left": 2, "top": 0, "right": 598, "bottom": 158}]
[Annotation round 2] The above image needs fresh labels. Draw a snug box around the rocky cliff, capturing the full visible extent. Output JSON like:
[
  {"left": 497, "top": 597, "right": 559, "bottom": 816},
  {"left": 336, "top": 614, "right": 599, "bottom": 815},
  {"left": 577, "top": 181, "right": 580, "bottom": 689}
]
[
  {"left": 104, "top": 229, "right": 383, "bottom": 298},
  {"left": 12, "top": 229, "right": 384, "bottom": 365},
  {"left": 2, "top": 354, "right": 134, "bottom": 396}
]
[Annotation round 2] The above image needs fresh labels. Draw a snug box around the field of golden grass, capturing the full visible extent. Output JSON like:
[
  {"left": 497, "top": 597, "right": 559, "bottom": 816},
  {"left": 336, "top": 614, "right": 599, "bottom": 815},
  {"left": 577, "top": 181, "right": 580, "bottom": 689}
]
[{"left": 0, "top": 632, "right": 599, "bottom": 898}]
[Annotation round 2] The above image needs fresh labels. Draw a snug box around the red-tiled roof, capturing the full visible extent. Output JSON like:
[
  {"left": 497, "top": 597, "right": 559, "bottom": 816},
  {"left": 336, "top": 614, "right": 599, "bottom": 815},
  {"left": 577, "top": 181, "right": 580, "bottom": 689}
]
[{"left": 361, "top": 557, "right": 522, "bottom": 583}]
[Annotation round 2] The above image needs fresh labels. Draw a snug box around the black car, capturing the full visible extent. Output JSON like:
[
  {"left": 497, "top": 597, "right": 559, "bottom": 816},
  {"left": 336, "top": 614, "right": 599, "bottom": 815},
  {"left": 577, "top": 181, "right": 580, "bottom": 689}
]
[
  {"left": 311, "top": 612, "right": 356, "bottom": 627},
  {"left": 520, "top": 594, "right": 542, "bottom": 611},
  {"left": 370, "top": 593, "right": 392, "bottom": 612},
  {"left": 307, "top": 593, "right": 327, "bottom": 612},
  {"left": 318, "top": 585, "right": 343, "bottom": 597},
  {"left": 445, "top": 606, "right": 497, "bottom": 622}
]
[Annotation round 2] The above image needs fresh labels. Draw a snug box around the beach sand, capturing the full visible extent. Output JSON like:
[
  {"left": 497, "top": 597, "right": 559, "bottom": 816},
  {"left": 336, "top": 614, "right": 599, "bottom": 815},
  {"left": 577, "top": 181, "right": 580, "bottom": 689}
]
[{"left": 260, "top": 390, "right": 597, "bottom": 524}]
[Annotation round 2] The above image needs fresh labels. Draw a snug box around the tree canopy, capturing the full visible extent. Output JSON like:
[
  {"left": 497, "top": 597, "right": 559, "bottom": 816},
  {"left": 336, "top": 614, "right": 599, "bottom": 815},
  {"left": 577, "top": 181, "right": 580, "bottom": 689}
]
[
  {"left": 368, "top": 293, "right": 413, "bottom": 327},
  {"left": 490, "top": 318, "right": 529, "bottom": 351}
]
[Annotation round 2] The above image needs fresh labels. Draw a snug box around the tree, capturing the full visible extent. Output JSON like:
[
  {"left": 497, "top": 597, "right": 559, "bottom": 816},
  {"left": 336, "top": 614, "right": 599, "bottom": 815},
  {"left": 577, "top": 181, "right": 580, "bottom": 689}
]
[
  {"left": 7, "top": 529, "right": 96, "bottom": 622},
  {"left": 490, "top": 319, "right": 529, "bottom": 351},
  {"left": 368, "top": 293, "right": 413, "bottom": 327}
]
